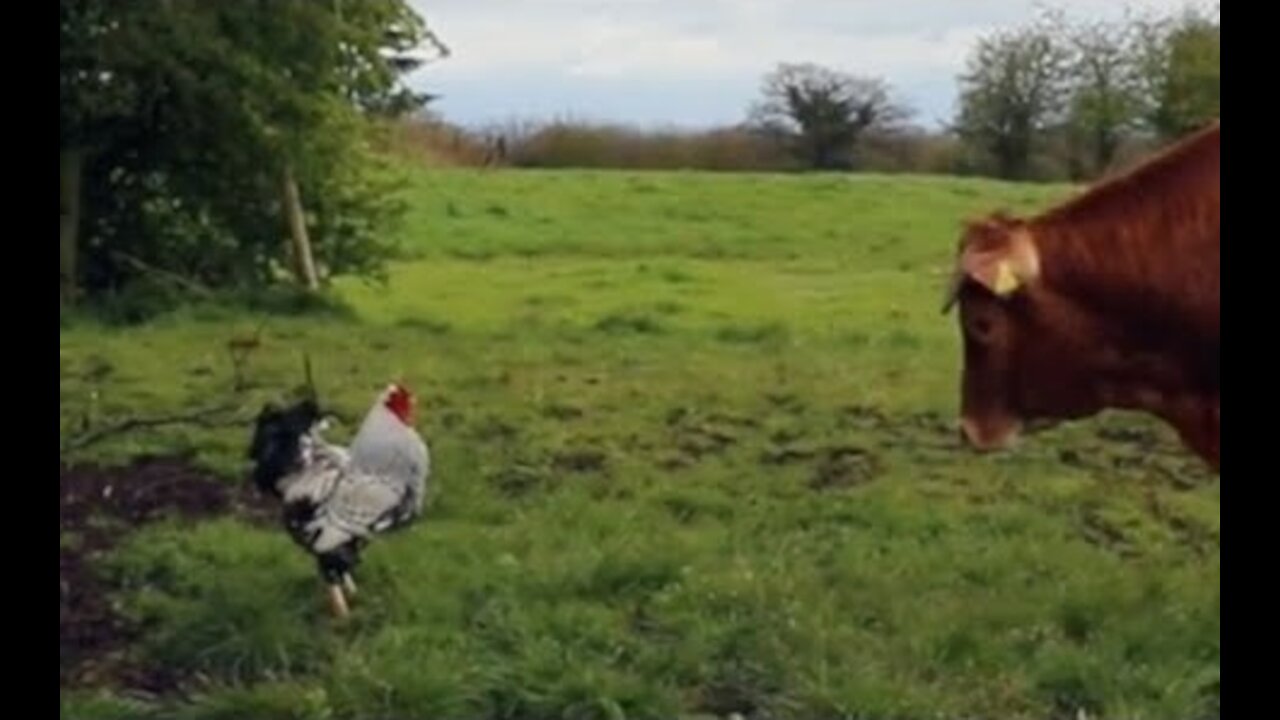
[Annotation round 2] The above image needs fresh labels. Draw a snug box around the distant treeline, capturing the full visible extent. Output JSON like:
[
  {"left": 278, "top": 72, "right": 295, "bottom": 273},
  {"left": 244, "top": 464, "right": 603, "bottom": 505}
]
[
  {"left": 393, "top": 3, "right": 1217, "bottom": 184},
  {"left": 388, "top": 117, "right": 1163, "bottom": 182}
]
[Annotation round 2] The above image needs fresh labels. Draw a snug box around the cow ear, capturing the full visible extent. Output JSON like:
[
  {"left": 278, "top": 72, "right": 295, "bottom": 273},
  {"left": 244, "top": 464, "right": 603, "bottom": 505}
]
[
  {"left": 961, "top": 248, "right": 1025, "bottom": 297},
  {"left": 960, "top": 230, "right": 1040, "bottom": 299}
]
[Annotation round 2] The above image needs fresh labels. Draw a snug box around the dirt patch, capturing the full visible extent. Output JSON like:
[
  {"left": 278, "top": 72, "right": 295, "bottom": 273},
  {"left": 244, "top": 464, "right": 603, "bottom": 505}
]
[
  {"left": 759, "top": 439, "right": 884, "bottom": 491},
  {"left": 836, "top": 403, "right": 889, "bottom": 431},
  {"left": 666, "top": 407, "right": 743, "bottom": 461},
  {"left": 759, "top": 443, "right": 820, "bottom": 465},
  {"left": 541, "top": 402, "right": 585, "bottom": 421},
  {"left": 1059, "top": 436, "right": 1213, "bottom": 490},
  {"left": 1095, "top": 425, "right": 1161, "bottom": 449},
  {"left": 59, "top": 455, "right": 270, "bottom": 693},
  {"left": 810, "top": 446, "right": 882, "bottom": 491},
  {"left": 488, "top": 462, "right": 553, "bottom": 498},
  {"left": 1144, "top": 492, "right": 1219, "bottom": 557},
  {"left": 1076, "top": 508, "right": 1140, "bottom": 560},
  {"left": 552, "top": 447, "right": 610, "bottom": 474}
]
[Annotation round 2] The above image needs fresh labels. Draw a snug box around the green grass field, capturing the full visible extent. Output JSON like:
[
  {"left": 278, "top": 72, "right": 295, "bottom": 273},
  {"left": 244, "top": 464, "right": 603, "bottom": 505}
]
[{"left": 59, "top": 168, "right": 1220, "bottom": 719}]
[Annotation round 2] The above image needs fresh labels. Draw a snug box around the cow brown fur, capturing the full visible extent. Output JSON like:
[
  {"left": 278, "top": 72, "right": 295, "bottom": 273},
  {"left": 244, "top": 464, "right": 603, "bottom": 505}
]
[{"left": 943, "top": 119, "right": 1219, "bottom": 471}]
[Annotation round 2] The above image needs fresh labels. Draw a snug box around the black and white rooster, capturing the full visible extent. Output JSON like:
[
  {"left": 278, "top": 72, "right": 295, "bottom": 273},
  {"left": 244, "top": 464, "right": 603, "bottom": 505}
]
[{"left": 247, "top": 383, "right": 430, "bottom": 618}]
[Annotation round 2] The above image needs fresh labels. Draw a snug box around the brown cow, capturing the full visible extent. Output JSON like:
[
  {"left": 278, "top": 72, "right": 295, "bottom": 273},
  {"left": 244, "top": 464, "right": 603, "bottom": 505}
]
[{"left": 941, "top": 119, "right": 1219, "bottom": 471}]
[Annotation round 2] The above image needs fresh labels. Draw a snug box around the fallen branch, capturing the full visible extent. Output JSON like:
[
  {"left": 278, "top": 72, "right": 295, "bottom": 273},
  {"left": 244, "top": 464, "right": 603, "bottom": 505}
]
[
  {"left": 109, "top": 251, "right": 214, "bottom": 298},
  {"left": 62, "top": 403, "right": 246, "bottom": 454}
]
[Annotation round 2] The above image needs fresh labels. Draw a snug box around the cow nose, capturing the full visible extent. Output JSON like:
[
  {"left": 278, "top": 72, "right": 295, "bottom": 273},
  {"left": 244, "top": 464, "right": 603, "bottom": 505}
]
[{"left": 959, "top": 416, "right": 1018, "bottom": 450}]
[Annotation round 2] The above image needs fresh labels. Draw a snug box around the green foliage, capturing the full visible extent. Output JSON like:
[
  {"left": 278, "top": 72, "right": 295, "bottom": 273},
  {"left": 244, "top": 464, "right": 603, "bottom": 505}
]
[
  {"left": 749, "top": 63, "right": 914, "bottom": 171},
  {"left": 61, "top": 693, "right": 159, "bottom": 720},
  {"left": 955, "top": 4, "right": 1218, "bottom": 180},
  {"left": 1057, "top": 13, "right": 1147, "bottom": 177},
  {"left": 954, "top": 17, "right": 1072, "bottom": 180},
  {"left": 1136, "top": 7, "right": 1221, "bottom": 139},
  {"left": 59, "top": 0, "right": 442, "bottom": 301}
]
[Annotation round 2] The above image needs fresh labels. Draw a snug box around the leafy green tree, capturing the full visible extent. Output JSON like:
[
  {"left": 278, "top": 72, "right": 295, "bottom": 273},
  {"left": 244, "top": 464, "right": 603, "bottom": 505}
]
[
  {"left": 749, "top": 62, "right": 912, "bottom": 170},
  {"left": 59, "top": 0, "right": 447, "bottom": 304}
]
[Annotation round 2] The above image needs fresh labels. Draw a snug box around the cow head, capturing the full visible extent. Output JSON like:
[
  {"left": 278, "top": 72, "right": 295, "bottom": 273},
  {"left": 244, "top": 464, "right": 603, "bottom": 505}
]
[{"left": 942, "top": 213, "right": 1104, "bottom": 451}]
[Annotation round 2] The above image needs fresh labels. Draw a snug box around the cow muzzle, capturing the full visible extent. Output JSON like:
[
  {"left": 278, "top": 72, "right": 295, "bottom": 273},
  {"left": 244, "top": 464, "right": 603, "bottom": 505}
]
[{"left": 959, "top": 416, "right": 1021, "bottom": 451}]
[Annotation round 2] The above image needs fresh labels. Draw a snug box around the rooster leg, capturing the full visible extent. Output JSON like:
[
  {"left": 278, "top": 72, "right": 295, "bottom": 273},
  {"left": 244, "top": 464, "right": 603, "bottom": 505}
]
[
  {"left": 327, "top": 583, "right": 350, "bottom": 619},
  {"left": 339, "top": 540, "right": 364, "bottom": 598},
  {"left": 318, "top": 551, "right": 354, "bottom": 618}
]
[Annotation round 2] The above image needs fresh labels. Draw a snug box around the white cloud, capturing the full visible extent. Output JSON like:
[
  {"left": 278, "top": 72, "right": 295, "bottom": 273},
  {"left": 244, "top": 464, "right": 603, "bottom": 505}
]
[{"left": 405, "top": 0, "right": 1215, "bottom": 128}]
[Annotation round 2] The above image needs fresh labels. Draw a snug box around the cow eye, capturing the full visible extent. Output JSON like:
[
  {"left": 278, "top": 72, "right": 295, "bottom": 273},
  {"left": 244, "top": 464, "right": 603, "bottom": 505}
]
[{"left": 968, "top": 315, "right": 995, "bottom": 340}]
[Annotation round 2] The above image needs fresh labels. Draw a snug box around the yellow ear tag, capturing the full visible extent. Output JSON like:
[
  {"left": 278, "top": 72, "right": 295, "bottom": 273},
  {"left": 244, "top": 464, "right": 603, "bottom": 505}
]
[{"left": 993, "top": 260, "right": 1021, "bottom": 296}]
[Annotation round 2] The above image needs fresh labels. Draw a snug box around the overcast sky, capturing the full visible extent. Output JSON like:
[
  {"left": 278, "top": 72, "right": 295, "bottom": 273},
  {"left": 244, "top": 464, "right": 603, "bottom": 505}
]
[{"left": 404, "top": 0, "right": 1212, "bottom": 131}]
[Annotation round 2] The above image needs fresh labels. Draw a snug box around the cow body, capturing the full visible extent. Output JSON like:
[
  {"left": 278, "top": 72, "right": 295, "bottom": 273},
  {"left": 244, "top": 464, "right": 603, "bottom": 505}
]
[{"left": 943, "top": 120, "right": 1220, "bottom": 471}]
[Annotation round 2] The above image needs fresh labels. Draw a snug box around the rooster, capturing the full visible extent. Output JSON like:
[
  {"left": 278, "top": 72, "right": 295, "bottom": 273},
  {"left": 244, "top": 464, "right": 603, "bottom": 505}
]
[{"left": 247, "top": 383, "right": 430, "bottom": 618}]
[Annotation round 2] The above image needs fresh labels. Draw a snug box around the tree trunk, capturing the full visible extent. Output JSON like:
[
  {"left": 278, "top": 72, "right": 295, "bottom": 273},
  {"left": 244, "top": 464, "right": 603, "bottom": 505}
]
[
  {"left": 281, "top": 164, "right": 319, "bottom": 290},
  {"left": 1093, "top": 127, "right": 1118, "bottom": 176},
  {"left": 60, "top": 148, "right": 83, "bottom": 305}
]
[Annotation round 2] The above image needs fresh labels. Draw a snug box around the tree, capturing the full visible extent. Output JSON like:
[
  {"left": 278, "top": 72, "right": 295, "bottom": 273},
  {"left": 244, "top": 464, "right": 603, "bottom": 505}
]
[
  {"left": 1133, "top": 6, "right": 1219, "bottom": 140},
  {"left": 1056, "top": 13, "right": 1146, "bottom": 177},
  {"left": 58, "top": 0, "right": 447, "bottom": 305},
  {"left": 749, "top": 63, "right": 912, "bottom": 170},
  {"left": 59, "top": 0, "right": 155, "bottom": 304},
  {"left": 953, "top": 19, "right": 1071, "bottom": 180}
]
